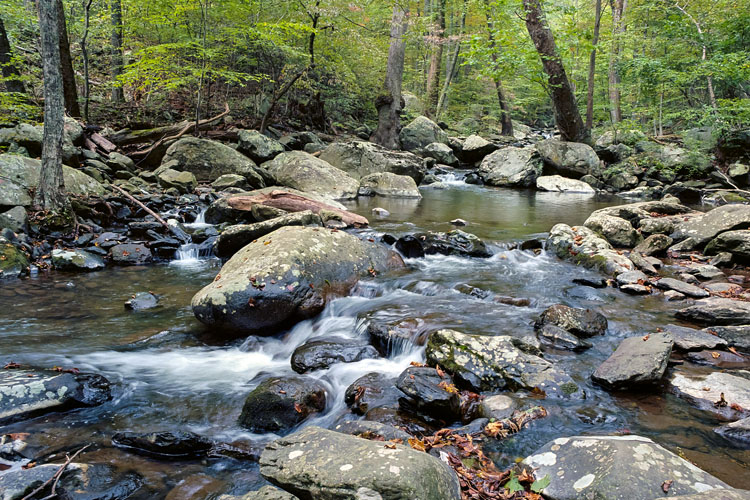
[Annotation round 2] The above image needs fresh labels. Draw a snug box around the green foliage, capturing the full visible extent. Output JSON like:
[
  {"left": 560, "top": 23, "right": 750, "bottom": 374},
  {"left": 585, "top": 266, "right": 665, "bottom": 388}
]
[{"left": 531, "top": 474, "right": 551, "bottom": 493}]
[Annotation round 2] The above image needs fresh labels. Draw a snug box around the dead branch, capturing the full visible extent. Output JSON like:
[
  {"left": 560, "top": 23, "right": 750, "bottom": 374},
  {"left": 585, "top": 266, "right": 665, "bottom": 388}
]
[
  {"left": 22, "top": 444, "right": 90, "bottom": 500},
  {"left": 111, "top": 184, "right": 169, "bottom": 230}
]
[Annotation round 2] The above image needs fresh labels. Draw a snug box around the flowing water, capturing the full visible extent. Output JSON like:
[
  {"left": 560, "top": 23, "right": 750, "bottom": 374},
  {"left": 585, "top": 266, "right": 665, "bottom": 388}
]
[{"left": 1, "top": 181, "right": 748, "bottom": 496}]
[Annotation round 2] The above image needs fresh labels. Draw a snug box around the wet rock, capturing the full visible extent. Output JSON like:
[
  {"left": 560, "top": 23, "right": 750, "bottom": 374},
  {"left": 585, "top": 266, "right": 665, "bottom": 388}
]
[
  {"left": 358, "top": 172, "right": 422, "bottom": 198},
  {"left": 0, "top": 238, "right": 28, "bottom": 280},
  {"left": 291, "top": 339, "right": 378, "bottom": 373},
  {"left": 591, "top": 333, "right": 673, "bottom": 389},
  {"left": 0, "top": 206, "right": 28, "bottom": 233},
  {"left": 319, "top": 140, "right": 426, "bottom": 183},
  {"left": 396, "top": 366, "right": 461, "bottom": 421},
  {"left": 162, "top": 137, "right": 266, "bottom": 186},
  {"left": 672, "top": 205, "right": 750, "bottom": 246},
  {"left": 259, "top": 426, "right": 461, "bottom": 500},
  {"left": 51, "top": 248, "right": 105, "bottom": 271},
  {"left": 633, "top": 234, "right": 673, "bottom": 255},
  {"left": 536, "top": 139, "right": 601, "bottom": 178},
  {"left": 704, "top": 282, "right": 743, "bottom": 294},
  {"left": 705, "top": 230, "right": 750, "bottom": 262},
  {"left": 536, "top": 175, "right": 596, "bottom": 194},
  {"left": 654, "top": 278, "right": 709, "bottom": 298},
  {"left": 536, "top": 304, "right": 608, "bottom": 338},
  {"left": 332, "top": 420, "right": 412, "bottom": 442},
  {"left": 263, "top": 151, "right": 359, "bottom": 200},
  {"left": 237, "top": 129, "right": 285, "bottom": 163},
  {"left": 193, "top": 226, "right": 403, "bottom": 333},
  {"left": 238, "top": 376, "right": 327, "bottom": 433},
  {"left": 687, "top": 264, "right": 725, "bottom": 280},
  {"left": 423, "top": 142, "right": 458, "bottom": 166},
  {"left": 662, "top": 324, "right": 727, "bottom": 351},
  {"left": 109, "top": 243, "right": 152, "bottom": 265},
  {"left": 715, "top": 417, "right": 750, "bottom": 444},
  {"left": 477, "top": 394, "right": 517, "bottom": 421},
  {"left": 523, "top": 435, "right": 732, "bottom": 500},
  {"left": 584, "top": 213, "right": 640, "bottom": 247},
  {"left": 703, "top": 325, "right": 750, "bottom": 351},
  {"left": 124, "top": 292, "right": 159, "bottom": 311},
  {"left": 215, "top": 211, "right": 322, "bottom": 258},
  {"left": 345, "top": 372, "right": 401, "bottom": 415},
  {"left": 685, "top": 349, "right": 749, "bottom": 368},
  {"left": 0, "top": 463, "right": 86, "bottom": 500},
  {"left": 426, "top": 329, "right": 580, "bottom": 397},
  {"left": 397, "top": 230, "right": 491, "bottom": 258},
  {"left": 364, "top": 407, "right": 434, "bottom": 436},
  {"left": 616, "top": 270, "right": 648, "bottom": 285},
  {"left": 670, "top": 370, "right": 750, "bottom": 419},
  {"left": 537, "top": 324, "right": 593, "bottom": 351},
  {"left": 629, "top": 251, "right": 659, "bottom": 275},
  {"left": 477, "top": 147, "right": 540, "bottom": 187},
  {"left": 367, "top": 318, "right": 427, "bottom": 356},
  {"left": 0, "top": 369, "right": 111, "bottom": 424},
  {"left": 675, "top": 297, "right": 750, "bottom": 325},
  {"left": 399, "top": 116, "right": 449, "bottom": 153},
  {"left": 546, "top": 224, "right": 634, "bottom": 275},
  {"left": 450, "top": 218, "right": 467, "bottom": 227},
  {"left": 165, "top": 474, "right": 225, "bottom": 500},
  {"left": 112, "top": 431, "right": 212, "bottom": 459},
  {"left": 621, "top": 283, "right": 653, "bottom": 295},
  {"left": 459, "top": 135, "right": 498, "bottom": 163}
]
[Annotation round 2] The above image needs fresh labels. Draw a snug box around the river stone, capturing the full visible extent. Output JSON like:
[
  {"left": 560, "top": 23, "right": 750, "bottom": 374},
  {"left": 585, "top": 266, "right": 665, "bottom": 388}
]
[
  {"left": 238, "top": 129, "right": 285, "bottom": 163},
  {"left": 703, "top": 325, "right": 750, "bottom": 351},
  {"left": 332, "top": 420, "right": 412, "bottom": 442},
  {"left": 423, "top": 142, "right": 458, "bottom": 166},
  {"left": 633, "top": 234, "right": 673, "bottom": 255},
  {"left": 662, "top": 324, "right": 727, "bottom": 351},
  {"left": 459, "top": 135, "right": 498, "bottom": 163},
  {"left": 259, "top": 426, "right": 461, "bottom": 500},
  {"left": 110, "top": 243, "right": 152, "bottom": 265},
  {"left": 654, "top": 278, "right": 709, "bottom": 298},
  {"left": 125, "top": 292, "right": 159, "bottom": 311},
  {"left": 672, "top": 205, "right": 750, "bottom": 246},
  {"left": 670, "top": 370, "right": 750, "bottom": 420},
  {"left": 291, "top": 339, "right": 379, "bottom": 373},
  {"left": 51, "top": 248, "right": 105, "bottom": 271},
  {"left": 536, "top": 175, "right": 596, "bottom": 194},
  {"left": 399, "top": 230, "right": 491, "bottom": 258},
  {"left": 215, "top": 211, "right": 322, "bottom": 258},
  {"left": 523, "top": 435, "right": 732, "bottom": 500},
  {"left": 477, "top": 394, "right": 517, "bottom": 421},
  {"left": 536, "top": 139, "right": 600, "bottom": 178},
  {"left": 157, "top": 168, "right": 198, "bottom": 194},
  {"left": 537, "top": 324, "right": 592, "bottom": 351},
  {"left": 425, "top": 329, "right": 580, "bottom": 397},
  {"left": 345, "top": 372, "right": 401, "bottom": 415},
  {"left": 705, "top": 230, "right": 750, "bottom": 262},
  {"left": 162, "top": 137, "right": 266, "bottom": 186},
  {"left": 263, "top": 151, "right": 359, "bottom": 200},
  {"left": 319, "top": 140, "right": 426, "bottom": 183},
  {"left": 591, "top": 333, "right": 673, "bottom": 389},
  {"left": 358, "top": 172, "right": 421, "bottom": 198},
  {"left": 0, "top": 206, "right": 28, "bottom": 233},
  {"left": 616, "top": 270, "right": 648, "bottom": 285},
  {"left": 112, "top": 431, "right": 213, "bottom": 459},
  {"left": 477, "top": 146, "right": 541, "bottom": 187},
  {"left": 238, "top": 376, "right": 327, "bottom": 433},
  {"left": 0, "top": 463, "right": 89, "bottom": 500},
  {"left": 399, "top": 116, "right": 449, "bottom": 153},
  {"left": 675, "top": 297, "right": 750, "bottom": 325},
  {"left": 0, "top": 237, "right": 29, "bottom": 279},
  {"left": 547, "top": 224, "right": 634, "bottom": 275},
  {"left": 192, "top": 226, "right": 403, "bottom": 332},
  {"left": 396, "top": 366, "right": 461, "bottom": 421},
  {"left": 584, "top": 213, "right": 640, "bottom": 247},
  {"left": 715, "top": 417, "right": 750, "bottom": 444},
  {"left": 0, "top": 369, "right": 111, "bottom": 424},
  {"left": 211, "top": 173, "right": 248, "bottom": 190},
  {"left": 536, "top": 304, "right": 607, "bottom": 338}
]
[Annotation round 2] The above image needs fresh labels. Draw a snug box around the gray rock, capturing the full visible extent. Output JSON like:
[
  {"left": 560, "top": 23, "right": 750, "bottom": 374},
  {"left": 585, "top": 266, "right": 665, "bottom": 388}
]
[
  {"left": 396, "top": 366, "right": 461, "bottom": 420},
  {"left": 399, "top": 116, "right": 449, "bottom": 153},
  {"left": 0, "top": 207, "right": 28, "bottom": 233},
  {"left": 662, "top": 324, "right": 727, "bottom": 351},
  {"left": 0, "top": 463, "right": 85, "bottom": 500},
  {"left": 536, "top": 139, "right": 600, "bottom": 178},
  {"left": 705, "top": 230, "right": 750, "bottom": 262},
  {"left": 622, "top": 283, "right": 653, "bottom": 295},
  {"left": 633, "top": 234, "right": 673, "bottom": 255},
  {"left": 584, "top": 213, "right": 640, "bottom": 247},
  {"left": 523, "top": 435, "right": 732, "bottom": 500},
  {"left": 345, "top": 372, "right": 401, "bottom": 415},
  {"left": 319, "top": 140, "right": 426, "bottom": 183},
  {"left": 536, "top": 304, "right": 608, "bottom": 338},
  {"left": 260, "top": 426, "right": 461, "bottom": 500},
  {"left": 426, "top": 329, "right": 580, "bottom": 397},
  {"left": 672, "top": 205, "right": 750, "bottom": 246},
  {"left": 162, "top": 137, "right": 266, "bottom": 186},
  {"left": 215, "top": 211, "right": 323, "bottom": 258},
  {"left": 229, "top": 486, "right": 298, "bottom": 500},
  {"left": 654, "top": 278, "right": 709, "bottom": 298},
  {"left": 237, "top": 129, "right": 285, "bottom": 163},
  {"left": 658, "top": 490, "right": 750, "bottom": 499},
  {"left": 423, "top": 142, "right": 458, "bottom": 165},
  {"left": 704, "top": 282, "right": 743, "bottom": 294},
  {"left": 715, "top": 417, "right": 750, "bottom": 444},
  {"left": 546, "top": 224, "right": 634, "bottom": 276},
  {"left": 211, "top": 173, "right": 248, "bottom": 190},
  {"left": 537, "top": 324, "right": 592, "bottom": 351},
  {"left": 238, "top": 376, "right": 327, "bottom": 433},
  {"left": 670, "top": 370, "right": 750, "bottom": 420},
  {"left": 51, "top": 248, "right": 105, "bottom": 271},
  {"left": 536, "top": 175, "right": 596, "bottom": 194},
  {"left": 291, "top": 339, "right": 379, "bottom": 373},
  {"left": 263, "top": 151, "right": 359, "bottom": 200},
  {"left": 331, "top": 420, "right": 412, "bottom": 442},
  {"left": 110, "top": 243, "right": 152, "bottom": 265},
  {"left": 703, "top": 325, "right": 750, "bottom": 350},
  {"left": 112, "top": 431, "right": 212, "bottom": 459},
  {"left": 358, "top": 172, "right": 421, "bottom": 198},
  {"left": 459, "top": 135, "right": 498, "bottom": 163},
  {"left": 477, "top": 394, "right": 517, "bottom": 421},
  {"left": 477, "top": 147, "right": 540, "bottom": 187},
  {"left": 125, "top": 292, "right": 160, "bottom": 311},
  {"left": 687, "top": 264, "right": 725, "bottom": 280},
  {"left": 629, "top": 251, "right": 659, "bottom": 275},
  {"left": 192, "top": 226, "right": 404, "bottom": 332},
  {"left": 398, "top": 230, "right": 491, "bottom": 258},
  {"left": 595, "top": 129, "right": 646, "bottom": 148},
  {"left": 591, "top": 333, "right": 673, "bottom": 389},
  {"left": 676, "top": 298, "right": 750, "bottom": 325},
  {"left": 157, "top": 168, "right": 198, "bottom": 193},
  {"left": 616, "top": 270, "right": 648, "bottom": 285}
]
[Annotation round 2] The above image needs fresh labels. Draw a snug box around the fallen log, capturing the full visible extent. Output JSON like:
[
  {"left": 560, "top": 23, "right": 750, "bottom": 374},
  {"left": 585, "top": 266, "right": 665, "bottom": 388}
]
[{"left": 227, "top": 190, "right": 369, "bottom": 227}]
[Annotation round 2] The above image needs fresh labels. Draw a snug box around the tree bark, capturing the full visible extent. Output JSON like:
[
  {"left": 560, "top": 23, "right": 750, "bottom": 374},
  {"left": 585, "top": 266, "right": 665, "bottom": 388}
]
[
  {"left": 585, "top": 0, "right": 602, "bottom": 130},
  {"left": 110, "top": 0, "right": 124, "bottom": 102},
  {"left": 81, "top": 0, "right": 93, "bottom": 122},
  {"left": 0, "top": 17, "right": 26, "bottom": 94},
  {"left": 372, "top": 2, "right": 409, "bottom": 150},
  {"left": 523, "top": 0, "right": 588, "bottom": 143},
  {"left": 608, "top": 0, "right": 626, "bottom": 123},
  {"left": 435, "top": 0, "right": 466, "bottom": 120},
  {"left": 36, "top": 0, "right": 68, "bottom": 212},
  {"left": 483, "top": 0, "right": 513, "bottom": 136},
  {"left": 55, "top": 0, "right": 80, "bottom": 117},
  {"left": 424, "top": 0, "right": 445, "bottom": 117}
]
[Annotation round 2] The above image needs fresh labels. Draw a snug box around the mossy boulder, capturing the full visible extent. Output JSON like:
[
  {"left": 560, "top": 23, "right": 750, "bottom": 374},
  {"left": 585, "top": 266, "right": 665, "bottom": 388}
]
[
  {"left": 399, "top": 116, "right": 449, "bottom": 153},
  {"left": 162, "top": 137, "right": 266, "bottom": 186},
  {"left": 0, "top": 237, "right": 28, "bottom": 279},
  {"left": 262, "top": 151, "right": 359, "bottom": 200}
]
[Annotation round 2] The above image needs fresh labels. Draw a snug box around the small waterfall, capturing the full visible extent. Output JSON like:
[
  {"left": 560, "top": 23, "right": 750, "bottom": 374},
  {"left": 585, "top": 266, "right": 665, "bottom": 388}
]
[
  {"left": 171, "top": 208, "right": 216, "bottom": 268},
  {"left": 435, "top": 172, "right": 467, "bottom": 185},
  {"left": 184, "top": 208, "right": 210, "bottom": 230}
]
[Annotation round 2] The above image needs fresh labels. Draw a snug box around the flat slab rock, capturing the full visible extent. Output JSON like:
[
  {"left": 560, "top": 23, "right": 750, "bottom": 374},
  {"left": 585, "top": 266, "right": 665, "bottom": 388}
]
[
  {"left": 259, "top": 426, "right": 461, "bottom": 500},
  {"left": 662, "top": 324, "right": 728, "bottom": 351},
  {"left": 655, "top": 278, "right": 709, "bottom": 298},
  {"left": 676, "top": 298, "right": 750, "bottom": 326},
  {"left": 670, "top": 370, "right": 750, "bottom": 420},
  {"left": 523, "top": 435, "right": 732, "bottom": 500},
  {"left": 591, "top": 333, "right": 673, "bottom": 389}
]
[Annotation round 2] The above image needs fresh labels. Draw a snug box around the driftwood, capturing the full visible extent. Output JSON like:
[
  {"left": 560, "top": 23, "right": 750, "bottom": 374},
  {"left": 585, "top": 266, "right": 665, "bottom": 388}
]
[
  {"left": 89, "top": 131, "right": 117, "bottom": 153},
  {"left": 227, "top": 190, "right": 369, "bottom": 227},
  {"left": 111, "top": 184, "right": 169, "bottom": 230}
]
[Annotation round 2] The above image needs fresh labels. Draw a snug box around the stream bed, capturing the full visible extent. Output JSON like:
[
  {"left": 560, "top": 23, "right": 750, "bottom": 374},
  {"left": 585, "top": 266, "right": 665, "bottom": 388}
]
[{"left": 1, "top": 181, "right": 748, "bottom": 496}]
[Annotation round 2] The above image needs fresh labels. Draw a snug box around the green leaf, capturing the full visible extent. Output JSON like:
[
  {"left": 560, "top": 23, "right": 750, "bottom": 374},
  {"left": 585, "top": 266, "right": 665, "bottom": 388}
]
[
  {"left": 531, "top": 475, "right": 551, "bottom": 493},
  {"left": 504, "top": 472, "right": 524, "bottom": 493}
]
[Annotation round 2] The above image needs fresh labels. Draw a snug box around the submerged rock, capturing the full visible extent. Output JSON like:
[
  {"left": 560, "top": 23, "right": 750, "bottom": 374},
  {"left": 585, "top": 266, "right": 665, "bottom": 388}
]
[
  {"left": 591, "top": 333, "right": 673, "bottom": 389},
  {"left": 259, "top": 426, "right": 461, "bottom": 500},
  {"left": 291, "top": 339, "right": 378, "bottom": 373},
  {"left": 536, "top": 304, "right": 608, "bottom": 338},
  {"left": 523, "top": 435, "right": 732, "bottom": 500},
  {"left": 670, "top": 370, "right": 750, "bottom": 420},
  {"left": 396, "top": 230, "right": 491, "bottom": 258},
  {"left": 238, "top": 376, "right": 327, "bottom": 433},
  {"left": 715, "top": 417, "right": 750, "bottom": 444},
  {"left": 124, "top": 292, "right": 160, "bottom": 311},
  {"left": 112, "top": 431, "right": 213, "bottom": 459}
]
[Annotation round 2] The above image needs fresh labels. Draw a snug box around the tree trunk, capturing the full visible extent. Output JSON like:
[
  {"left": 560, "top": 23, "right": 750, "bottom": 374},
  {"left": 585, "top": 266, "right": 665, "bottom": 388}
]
[
  {"left": 81, "top": 0, "right": 93, "bottom": 122},
  {"left": 110, "top": 0, "right": 124, "bottom": 102},
  {"left": 372, "top": 2, "right": 409, "bottom": 150},
  {"left": 673, "top": 2, "right": 717, "bottom": 109},
  {"left": 55, "top": 0, "right": 80, "bottom": 117},
  {"left": 523, "top": 0, "right": 587, "bottom": 143},
  {"left": 483, "top": 0, "right": 513, "bottom": 136},
  {"left": 435, "top": 0, "right": 466, "bottom": 121},
  {"left": 608, "top": 0, "right": 626, "bottom": 123},
  {"left": 585, "top": 0, "right": 602, "bottom": 129},
  {"left": 425, "top": 0, "right": 445, "bottom": 117},
  {"left": 36, "top": 0, "right": 68, "bottom": 212},
  {"left": 0, "top": 17, "right": 26, "bottom": 94}
]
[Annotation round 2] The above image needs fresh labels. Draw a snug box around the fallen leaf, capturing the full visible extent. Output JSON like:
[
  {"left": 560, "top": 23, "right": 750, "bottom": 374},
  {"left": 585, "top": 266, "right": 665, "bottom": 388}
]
[
  {"left": 662, "top": 479, "right": 673, "bottom": 493},
  {"left": 642, "top": 334, "right": 651, "bottom": 341},
  {"left": 711, "top": 351, "right": 721, "bottom": 359}
]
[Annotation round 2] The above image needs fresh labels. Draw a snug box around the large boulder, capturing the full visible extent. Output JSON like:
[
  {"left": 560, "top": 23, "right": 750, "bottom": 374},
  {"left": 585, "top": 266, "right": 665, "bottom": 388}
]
[
  {"left": 675, "top": 298, "right": 750, "bottom": 326},
  {"left": 704, "top": 230, "right": 750, "bottom": 262},
  {"left": 458, "top": 135, "right": 499, "bottom": 164},
  {"left": 359, "top": 172, "right": 421, "bottom": 198},
  {"left": 425, "top": 329, "right": 580, "bottom": 397},
  {"left": 237, "top": 129, "right": 285, "bottom": 163},
  {"left": 546, "top": 224, "right": 634, "bottom": 275},
  {"left": 214, "top": 211, "right": 323, "bottom": 257},
  {"left": 584, "top": 213, "right": 641, "bottom": 247},
  {"left": 672, "top": 205, "right": 750, "bottom": 246},
  {"left": 262, "top": 151, "right": 359, "bottom": 200},
  {"left": 423, "top": 142, "right": 458, "bottom": 166},
  {"left": 259, "top": 426, "right": 461, "bottom": 500},
  {"left": 670, "top": 370, "right": 750, "bottom": 420},
  {"left": 595, "top": 129, "right": 647, "bottom": 148},
  {"left": 536, "top": 175, "right": 596, "bottom": 194},
  {"left": 399, "top": 116, "right": 449, "bottom": 153},
  {"left": 477, "top": 147, "right": 541, "bottom": 187},
  {"left": 192, "top": 226, "right": 404, "bottom": 332},
  {"left": 0, "top": 368, "right": 111, "bottom": 424},
  {"left": 536, "top": 139, "right": 601, "bottom": 178},
  {"left": 162, "top": 137, "right": 266, "bottom": 186},
  {"left": 238, "top": 376, "right": 327, "bottom": 433},
  {"left": 0, "top": 154, "right": 105, "bottom": 207},
  {"left": 591, "top": 333, "right": 673, "bottom": 389},
  {"left": 0, "top": 206, "right": 28, "bottom": 233},
  {"left": 523, "top": 435, "right": 732, "bottom": 500},
  {"left": 319, "top": 140, "right": 426, "bottom": 183}
]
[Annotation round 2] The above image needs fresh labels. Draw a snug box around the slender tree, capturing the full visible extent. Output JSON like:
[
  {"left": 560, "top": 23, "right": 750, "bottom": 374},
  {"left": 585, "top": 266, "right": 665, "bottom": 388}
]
[
  {"left": 81, "top": 0, "right": 93, "bottom": 121},
  {"left": 585, "top": 0, "right": 602, "bottom": 129},
  {"left": 110, "top": 0, "right": 124, "bottom": 102},
  {"left": 608, "top": 0, "right": 626, "bottom": 123},
  {"left": 0, "top": 17, "right": 26, "bottom": 94},
  {"left": 424, "top": 0, "right": 445, "bottom": 116},
  {"left": 483, "top": 0, "right": 513, "bottom": 136},
  {"left": 435, "top": 0, "right": 466, "bottom": 120},
  {"left": 36, "top": 0, "right": 69, "bottom": 213},
  {"left": 372, "top": 1, "right": 409, "bottom": 149},
  {"left": 523, "top": 0, "right": 588, "bottom": 143},
  {"left": 55, "top": 0, "right": 81, "bottom": 117}
]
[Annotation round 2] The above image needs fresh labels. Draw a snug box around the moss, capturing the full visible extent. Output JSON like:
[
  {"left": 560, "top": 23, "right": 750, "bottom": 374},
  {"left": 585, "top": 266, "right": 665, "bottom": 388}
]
[{"left": 561, "top": 382, "right": 579, "bottom": 395}]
